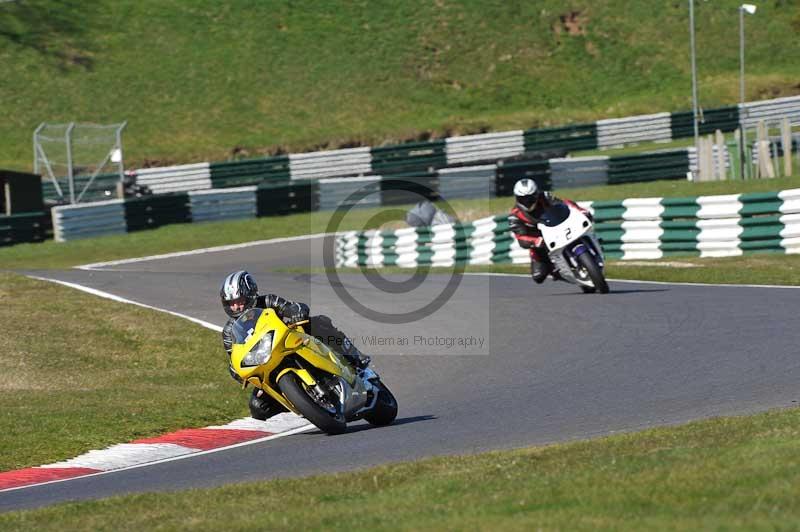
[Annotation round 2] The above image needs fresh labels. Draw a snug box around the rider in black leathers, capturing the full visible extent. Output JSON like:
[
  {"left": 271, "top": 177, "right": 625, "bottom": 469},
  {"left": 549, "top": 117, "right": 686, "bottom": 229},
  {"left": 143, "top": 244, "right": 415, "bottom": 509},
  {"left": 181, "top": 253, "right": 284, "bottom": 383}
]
[{"left": 220, "top": 270, "right": 369, "bottom": 420}]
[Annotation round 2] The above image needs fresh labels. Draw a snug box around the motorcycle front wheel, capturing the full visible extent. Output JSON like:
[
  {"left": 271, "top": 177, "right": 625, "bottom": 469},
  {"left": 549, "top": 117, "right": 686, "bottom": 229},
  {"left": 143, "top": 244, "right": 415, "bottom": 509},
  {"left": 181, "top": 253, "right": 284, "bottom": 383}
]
[
  {"left": 363, "top": 380, "right": 398, "bottom": 426},
  {"left": 576, "top": 252, "right": 609, "bottom": 294},
  {"left": 278, "top": 373, "right": 347, "bottom": 435}
]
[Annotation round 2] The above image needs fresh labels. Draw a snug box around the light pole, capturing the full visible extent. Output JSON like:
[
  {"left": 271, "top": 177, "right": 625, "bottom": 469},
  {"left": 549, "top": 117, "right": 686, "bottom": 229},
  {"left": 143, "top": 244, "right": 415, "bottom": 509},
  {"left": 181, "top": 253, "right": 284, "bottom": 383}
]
[
  {"left": 739, "top": 4, "right": 757, "bottom": 105},
  {"left": 689, "top": 0, "right": 700, "bottom": 177},
  {"left": 739, "top": 4, "right": 757, "bottom": 179}
]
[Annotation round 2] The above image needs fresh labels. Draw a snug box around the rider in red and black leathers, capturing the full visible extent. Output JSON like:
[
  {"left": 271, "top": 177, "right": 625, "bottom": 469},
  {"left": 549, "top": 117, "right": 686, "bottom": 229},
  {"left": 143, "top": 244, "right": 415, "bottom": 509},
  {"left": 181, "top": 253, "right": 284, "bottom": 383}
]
[
  {"left": 508, "top": 179, "right": 588, "bottom": 283},
  {"left": 220, "top": 270, "right": 369, "bottom": 421}
]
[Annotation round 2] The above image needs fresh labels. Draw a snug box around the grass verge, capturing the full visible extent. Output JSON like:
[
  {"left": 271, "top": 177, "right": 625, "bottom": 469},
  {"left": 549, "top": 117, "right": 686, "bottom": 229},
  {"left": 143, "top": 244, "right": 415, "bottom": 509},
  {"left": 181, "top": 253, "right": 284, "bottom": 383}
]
[
  {"left": 3, "top": 177, "right": 800, "bottom": 271},
  {"left": 2, "top": 406, "right": 799, "bottom": 529},
  {"left": 0, "top": 273, "right": 244, "bottom": 472},
  {"left": 3, "top": 1, "right": 800, "bottom": 170},
  {"left": 279, "top": 253, "right": 800, "bottom": 288}
]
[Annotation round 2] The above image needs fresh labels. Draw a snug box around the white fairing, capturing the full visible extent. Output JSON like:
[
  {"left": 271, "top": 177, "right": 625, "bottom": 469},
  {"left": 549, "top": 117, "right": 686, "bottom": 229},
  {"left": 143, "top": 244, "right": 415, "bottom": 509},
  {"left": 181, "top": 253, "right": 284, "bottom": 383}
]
[
  {"left": 538, "top": 205, "right": 605, "bottom": 288},
  {"left": 539, "top": 208, "right": 591, "bottom": 252}
]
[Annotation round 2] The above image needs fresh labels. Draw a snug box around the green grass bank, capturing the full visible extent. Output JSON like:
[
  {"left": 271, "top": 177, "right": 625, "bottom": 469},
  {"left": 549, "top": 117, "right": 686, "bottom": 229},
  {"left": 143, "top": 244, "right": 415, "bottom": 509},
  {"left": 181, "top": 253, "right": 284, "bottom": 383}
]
[{"left": 2, "top": 0, "right": 799, "bottom": 170}]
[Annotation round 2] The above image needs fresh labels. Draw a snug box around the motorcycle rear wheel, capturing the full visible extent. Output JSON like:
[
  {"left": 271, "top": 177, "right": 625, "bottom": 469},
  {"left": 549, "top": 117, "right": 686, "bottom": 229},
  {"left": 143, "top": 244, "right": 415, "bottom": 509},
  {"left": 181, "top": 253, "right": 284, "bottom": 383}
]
[
  {"left": 278, "top": 373, "right": 347, "bottom": 435},
  {"left": 576, "top": 252, "right": 609, "bottom": 294},
  {"left": 363, "top": 380, "right": 398, "bottom": 426}
]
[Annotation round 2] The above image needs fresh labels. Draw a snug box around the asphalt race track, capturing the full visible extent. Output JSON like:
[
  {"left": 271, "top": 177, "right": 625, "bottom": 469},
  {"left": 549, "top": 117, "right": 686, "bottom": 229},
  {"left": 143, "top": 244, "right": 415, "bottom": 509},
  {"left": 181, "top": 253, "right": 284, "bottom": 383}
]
[{"left": 4, "top": 235, "right": 800, "bottom": 511}]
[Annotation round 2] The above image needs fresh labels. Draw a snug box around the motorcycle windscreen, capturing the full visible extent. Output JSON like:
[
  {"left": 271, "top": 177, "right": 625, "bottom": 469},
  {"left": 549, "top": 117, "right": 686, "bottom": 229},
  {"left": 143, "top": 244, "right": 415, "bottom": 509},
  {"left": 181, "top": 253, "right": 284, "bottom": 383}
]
[
  {"left": 232, "top": 308, "right": 265, "bottom": 344},
  {"left": 538, "top": 203, "right": 571, "bottom": 227}
]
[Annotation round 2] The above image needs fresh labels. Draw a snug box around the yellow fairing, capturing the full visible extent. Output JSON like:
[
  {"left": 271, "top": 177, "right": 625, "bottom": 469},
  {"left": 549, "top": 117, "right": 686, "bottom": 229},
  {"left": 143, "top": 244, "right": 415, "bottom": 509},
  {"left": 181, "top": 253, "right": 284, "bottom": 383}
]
[
  {"left": 276, "top": 368, "right": 316, "bottom": 386},
  {"left": 228, "top": 308, "right": 354, "bottom": 414}
]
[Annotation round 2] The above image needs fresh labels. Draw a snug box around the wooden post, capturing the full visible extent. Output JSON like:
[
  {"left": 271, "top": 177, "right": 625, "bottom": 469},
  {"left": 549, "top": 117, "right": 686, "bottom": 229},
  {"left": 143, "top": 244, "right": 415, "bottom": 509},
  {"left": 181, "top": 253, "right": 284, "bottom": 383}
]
[
  {"left": 745, "top": 126, "right": 754, "bottom": 179},
  {"left": 758, "top": 140, "right": 775, "bottom": 178},
  {"left": 703, "top": 135, "right": 714, "bottom": 181},
  {"left": 783, "top": 118, "right": 792, "bottom": 177},
  {"left": 698, "top": 137, "right": 707, "bottom": 181},
  {"left": 730, "top": 130, "right": 742, "bottom": 179},
  {"left": 715, "top": 129, "right": 727, "bottom": 180},
  {"left": 707, "top": 135, "right": 716, "bottom": 181},
  {"left": 770, "top": 122, "right": 781, "bottom": 178},
  {"left": 756, "top": 121, "right": 766, "bottom": 178}
]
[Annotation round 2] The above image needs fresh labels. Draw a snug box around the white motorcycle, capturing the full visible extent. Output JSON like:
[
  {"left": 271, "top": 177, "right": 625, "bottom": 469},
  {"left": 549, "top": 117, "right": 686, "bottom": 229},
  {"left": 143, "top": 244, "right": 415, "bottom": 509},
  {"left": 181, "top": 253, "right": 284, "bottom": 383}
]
[{"left": 538, "top": 203, "right": 609, "bottom": 294}]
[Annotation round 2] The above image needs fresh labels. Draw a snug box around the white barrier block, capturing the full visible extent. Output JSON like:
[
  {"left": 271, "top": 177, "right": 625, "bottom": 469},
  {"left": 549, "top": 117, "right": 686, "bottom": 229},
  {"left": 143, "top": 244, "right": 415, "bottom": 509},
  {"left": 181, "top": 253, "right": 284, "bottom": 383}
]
[
  {"left": 289, "top": 147, "right": 372, "bottom": 180},
  {"left": 779, "top": 189, "right": 800, "bottom": 214},
  {"left": 621, "top": 242, "right": 663, "bottom": 260},
  {"left": 621, "top": 220, "right": 663, "bottom": 243},
  {"left": 622, "top": 198, "right": 664, "bottom": 221},
  {"left": 597, "top": 112, "right": 671, "bottom": 147},
  {"left": 779, "top": 213, "right": 800, "bottom": 239},
  {"left": 697, "top": 194, "right": 742, "bottom": 219},
  {"left": 135, "top": 162, "right": 212, "bottom": 193},
  {"left": 445, "top": 131, "right": 524, "bottom": 165}
]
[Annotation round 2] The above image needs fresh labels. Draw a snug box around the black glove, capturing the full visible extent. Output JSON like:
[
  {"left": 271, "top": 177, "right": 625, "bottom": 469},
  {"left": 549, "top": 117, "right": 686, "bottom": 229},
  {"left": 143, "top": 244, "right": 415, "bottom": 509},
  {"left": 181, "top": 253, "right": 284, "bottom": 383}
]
[
  {"left": 282, "top": 302, "right": 309, "bottom": 324},
  {"left": 508, "top": 214, "right": 535, "bottom": 234}
]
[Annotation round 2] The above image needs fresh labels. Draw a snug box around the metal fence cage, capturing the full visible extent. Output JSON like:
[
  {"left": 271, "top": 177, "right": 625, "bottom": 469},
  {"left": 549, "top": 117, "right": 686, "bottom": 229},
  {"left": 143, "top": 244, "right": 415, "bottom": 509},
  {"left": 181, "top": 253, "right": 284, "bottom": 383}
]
[{"left": 33, "top": 121, "right": 127, "bottom": 204}]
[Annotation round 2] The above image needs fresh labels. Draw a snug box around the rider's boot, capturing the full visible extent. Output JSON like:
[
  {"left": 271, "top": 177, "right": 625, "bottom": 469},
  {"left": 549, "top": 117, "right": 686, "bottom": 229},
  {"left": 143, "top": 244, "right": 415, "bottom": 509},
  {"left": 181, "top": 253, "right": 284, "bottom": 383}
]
[
  {"left": 532, "top": 260, "right": 551, "bottom": 284},
  {"left": 249, "top": 389, "right": 288, "bottom": 421},
  {"left": 530, "top": 246, "right": 552, "bottom": 284}
]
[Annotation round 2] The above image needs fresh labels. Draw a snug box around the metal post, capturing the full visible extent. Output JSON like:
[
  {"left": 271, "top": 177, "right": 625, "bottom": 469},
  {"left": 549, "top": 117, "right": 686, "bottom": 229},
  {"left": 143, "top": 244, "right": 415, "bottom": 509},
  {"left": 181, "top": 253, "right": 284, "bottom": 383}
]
[
  {"left": 738, "top": 4, "right": 757, "bottom": 180},
  {"left": 739, "top": 7, "right": 745, "bottom": 105},
  {"left": 689, "top": 0, "right": 700, "bottom": 174},
  {"left": 738, "top": 7, "right": 746, "bottom": 179},
  {"left": 32, "top": 123, "right": 45, "bottom": 176},
  {"left": 116, "top": 121, "right": 127, "bottom": 179},
  {"left": 65, "top": 122, "right": 76, "bottom": 204}
]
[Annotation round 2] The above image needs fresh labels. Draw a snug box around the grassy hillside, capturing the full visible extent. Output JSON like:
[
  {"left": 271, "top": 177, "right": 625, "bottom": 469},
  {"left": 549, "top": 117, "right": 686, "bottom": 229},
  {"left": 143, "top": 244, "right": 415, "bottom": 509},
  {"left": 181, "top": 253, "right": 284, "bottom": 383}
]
[{"left": 1, "top": 0, "right": 799, "bottom": 171}]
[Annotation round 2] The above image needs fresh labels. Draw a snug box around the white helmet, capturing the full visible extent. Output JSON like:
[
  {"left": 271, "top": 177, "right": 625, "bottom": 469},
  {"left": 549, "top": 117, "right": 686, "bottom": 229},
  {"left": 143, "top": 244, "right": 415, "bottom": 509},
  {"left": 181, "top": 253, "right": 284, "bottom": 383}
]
[{"left": 513, "top": 178, "right": 541, "bottom": 213}]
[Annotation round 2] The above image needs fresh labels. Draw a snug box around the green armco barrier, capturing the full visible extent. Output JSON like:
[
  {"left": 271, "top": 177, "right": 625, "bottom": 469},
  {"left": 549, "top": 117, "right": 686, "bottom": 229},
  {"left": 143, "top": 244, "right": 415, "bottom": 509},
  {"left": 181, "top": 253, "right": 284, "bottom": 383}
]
[
  {"left": 210, "top": 156, "right": 290, "bottom": 188},
  {"left": 670, "top": 105, "right": 740, "bottom": 138},
  {"left": 0, "top": 212, "right": 48, "bottom": 246},
  {"left": 661, "top": 197, "right": 701, "bottom": 219},
  {"left": 738, "top": 192, "right": 784, "bottom": 216},
  {"left": 494, "top": 158, "right": 551, "bottom": 197},
  {"left": 256, "top": 180, "right": 319, "bottom": 217},
  {"left": 379, "top": 172, "right": 439, "bottom": 205},
  {"left": 370, "top": 139, "right": 447, "bottom": 175},
  {"left": 590, "top": 200, "right": 626, "bottom": 222},
  {"left": 523, "top": 124, "right": 598, "bottom": 153},
  {"left": 41, "top": 173, "right": 120, "bottom": 203},
  {"left": 607, "top": 150, "right": 689, "bottom": 184},
  {"left": 123, "top": 192, "right": 191, "bottom": 232}
]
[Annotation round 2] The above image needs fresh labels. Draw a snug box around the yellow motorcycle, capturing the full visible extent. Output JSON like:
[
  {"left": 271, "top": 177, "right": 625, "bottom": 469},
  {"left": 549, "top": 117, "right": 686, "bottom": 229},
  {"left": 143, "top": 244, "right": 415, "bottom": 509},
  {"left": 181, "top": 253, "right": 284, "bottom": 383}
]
[{"left": 229, "top": 307, "right": 398, "bottom": 434}]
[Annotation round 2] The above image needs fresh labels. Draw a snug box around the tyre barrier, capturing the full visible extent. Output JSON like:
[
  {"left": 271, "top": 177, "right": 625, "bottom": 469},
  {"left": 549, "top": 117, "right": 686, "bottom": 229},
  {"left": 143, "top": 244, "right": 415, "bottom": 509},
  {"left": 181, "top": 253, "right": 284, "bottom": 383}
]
[
  {"left": 335, "top": 188, "right": 800, "bottom": 266},
  {"left": 0, "top": 212, "right": 49, "bottom": 246}
]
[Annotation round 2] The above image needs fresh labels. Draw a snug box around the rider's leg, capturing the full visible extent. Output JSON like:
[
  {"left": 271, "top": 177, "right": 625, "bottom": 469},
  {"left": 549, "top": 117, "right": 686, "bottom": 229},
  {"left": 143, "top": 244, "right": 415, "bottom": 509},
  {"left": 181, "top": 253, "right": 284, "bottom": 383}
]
[
  {"left": 249, "top": 389, "right": 287, "bottom": 420},
  {"left": 530, "top": 246, "right": 552, "bottom": 284},
  {"left": 306, "top": 315, "right": 370, "bottom": 369}
]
